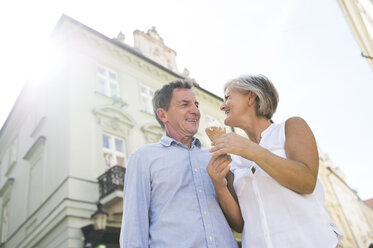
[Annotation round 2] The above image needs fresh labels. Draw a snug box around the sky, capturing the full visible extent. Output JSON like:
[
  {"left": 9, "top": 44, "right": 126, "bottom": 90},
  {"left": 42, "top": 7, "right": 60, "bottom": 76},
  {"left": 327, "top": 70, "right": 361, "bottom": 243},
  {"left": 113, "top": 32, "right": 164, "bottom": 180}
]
[{"left": 0, "top": 0, "right": 372, "bottom": 199}]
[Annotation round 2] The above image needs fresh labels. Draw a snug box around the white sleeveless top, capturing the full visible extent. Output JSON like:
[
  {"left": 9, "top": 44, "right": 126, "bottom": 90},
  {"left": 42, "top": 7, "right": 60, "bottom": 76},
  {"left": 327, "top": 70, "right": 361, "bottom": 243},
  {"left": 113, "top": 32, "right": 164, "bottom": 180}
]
[{"left": 231, "top": 122, "right": 343, "bottom": 248}]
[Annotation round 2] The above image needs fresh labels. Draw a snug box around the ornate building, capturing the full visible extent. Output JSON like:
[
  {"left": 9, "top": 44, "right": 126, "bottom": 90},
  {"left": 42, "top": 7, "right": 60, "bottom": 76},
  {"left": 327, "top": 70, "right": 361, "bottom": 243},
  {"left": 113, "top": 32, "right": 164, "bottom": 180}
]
[
  {"left": 318, "top": 148, "right": 373, "bottom": 247},
  {"left": 338, "top": 0, "right": 373, "bottom": 69},
  {"left": 0, "top": 15, "right": 228, "bottom": 247},
  {"left": 0, "top": 14, "right": 372, "bottom": 248}
]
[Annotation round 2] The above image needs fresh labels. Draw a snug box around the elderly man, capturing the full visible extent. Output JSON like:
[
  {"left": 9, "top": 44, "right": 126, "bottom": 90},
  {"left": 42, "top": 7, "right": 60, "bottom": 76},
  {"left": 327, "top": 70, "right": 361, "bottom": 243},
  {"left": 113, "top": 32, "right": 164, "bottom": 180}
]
[{"left": 120, "top": 79, "right": 238, "bottom": 248}]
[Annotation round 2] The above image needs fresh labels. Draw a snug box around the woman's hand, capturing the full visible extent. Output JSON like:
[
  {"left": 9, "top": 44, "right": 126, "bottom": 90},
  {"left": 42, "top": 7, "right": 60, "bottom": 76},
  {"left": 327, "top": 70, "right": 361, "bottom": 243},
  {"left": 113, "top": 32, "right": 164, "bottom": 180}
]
[
  {"left": 210, "top": 132, "right": 260, "bottom": 161},
  {"left": 206, "top": 154, "right": 232, "bottom": 190},
  {"left": 209, "top": 117, "right": 319, "bottom": 195}
]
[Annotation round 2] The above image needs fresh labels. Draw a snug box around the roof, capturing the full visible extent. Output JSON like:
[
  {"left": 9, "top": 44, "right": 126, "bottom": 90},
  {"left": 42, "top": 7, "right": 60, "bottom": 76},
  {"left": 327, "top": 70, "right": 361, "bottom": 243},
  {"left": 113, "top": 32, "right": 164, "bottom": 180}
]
[{"left": 55, "top": 14, "right": 223, "bottom": 101}]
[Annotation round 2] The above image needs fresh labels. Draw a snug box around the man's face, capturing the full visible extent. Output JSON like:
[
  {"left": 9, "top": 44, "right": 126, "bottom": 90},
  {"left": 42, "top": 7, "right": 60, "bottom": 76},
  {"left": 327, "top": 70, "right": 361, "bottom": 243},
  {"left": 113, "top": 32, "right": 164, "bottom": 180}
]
[{"left": 162, "top": 88, "right": 200, "bottom": 138}]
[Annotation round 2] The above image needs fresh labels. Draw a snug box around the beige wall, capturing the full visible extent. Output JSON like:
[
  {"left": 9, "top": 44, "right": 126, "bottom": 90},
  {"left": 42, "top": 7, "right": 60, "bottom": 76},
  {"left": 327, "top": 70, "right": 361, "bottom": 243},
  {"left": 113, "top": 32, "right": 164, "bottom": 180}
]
[{"left": 319, "top": 148, "right": 373, "bottom": 247}]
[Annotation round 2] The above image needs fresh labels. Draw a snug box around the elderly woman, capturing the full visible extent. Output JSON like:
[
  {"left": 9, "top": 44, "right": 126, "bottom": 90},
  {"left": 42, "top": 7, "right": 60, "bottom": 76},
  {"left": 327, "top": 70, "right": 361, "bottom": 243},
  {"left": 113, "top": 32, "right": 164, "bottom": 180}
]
[{"left": 207, "top": 75, "right": 343, "bottom": 248}]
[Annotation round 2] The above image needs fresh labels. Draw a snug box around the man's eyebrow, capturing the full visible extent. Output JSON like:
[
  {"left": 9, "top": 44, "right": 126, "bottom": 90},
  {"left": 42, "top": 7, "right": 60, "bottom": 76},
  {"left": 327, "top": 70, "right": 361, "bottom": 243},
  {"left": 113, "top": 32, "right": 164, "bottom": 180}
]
[{"left": 177, "top": 100, "right": 199, "bottom": 106}]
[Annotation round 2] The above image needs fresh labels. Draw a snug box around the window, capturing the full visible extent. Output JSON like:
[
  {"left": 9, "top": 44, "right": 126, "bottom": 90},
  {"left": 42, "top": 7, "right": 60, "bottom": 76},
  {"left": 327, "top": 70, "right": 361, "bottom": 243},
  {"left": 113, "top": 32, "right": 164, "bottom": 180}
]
[
  {"left": 97, "top": 65, "right": 119, "bottom": 98},
  {"left": 140, "top": 84, "right": 155, "bottom": 114},
  {"left": 102, "top": 134, "right": 126, "bottom": 168},
  {"left": 1, "top": 201, "right": 9, "bottom": 243}
]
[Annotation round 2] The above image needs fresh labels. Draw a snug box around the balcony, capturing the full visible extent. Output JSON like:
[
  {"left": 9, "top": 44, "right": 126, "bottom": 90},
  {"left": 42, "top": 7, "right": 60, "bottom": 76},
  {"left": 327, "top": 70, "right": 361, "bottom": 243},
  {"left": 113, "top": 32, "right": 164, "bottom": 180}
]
[{"left": 98, "top": 165, "right": 126, "bottom": 200}]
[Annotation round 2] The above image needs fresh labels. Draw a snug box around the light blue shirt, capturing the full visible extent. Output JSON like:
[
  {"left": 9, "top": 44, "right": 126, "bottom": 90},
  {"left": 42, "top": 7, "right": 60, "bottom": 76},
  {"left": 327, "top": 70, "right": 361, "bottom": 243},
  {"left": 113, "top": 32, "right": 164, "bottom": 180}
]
[{"left": 120, "top": 135, "right": 238, "bottom": 248}]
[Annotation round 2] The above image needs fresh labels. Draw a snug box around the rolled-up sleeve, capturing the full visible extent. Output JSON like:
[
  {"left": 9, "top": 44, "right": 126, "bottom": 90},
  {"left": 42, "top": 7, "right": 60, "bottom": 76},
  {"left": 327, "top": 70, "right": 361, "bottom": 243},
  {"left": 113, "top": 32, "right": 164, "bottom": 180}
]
[{"left": 120, "top": 150, "right": 151, "bottom": 248}]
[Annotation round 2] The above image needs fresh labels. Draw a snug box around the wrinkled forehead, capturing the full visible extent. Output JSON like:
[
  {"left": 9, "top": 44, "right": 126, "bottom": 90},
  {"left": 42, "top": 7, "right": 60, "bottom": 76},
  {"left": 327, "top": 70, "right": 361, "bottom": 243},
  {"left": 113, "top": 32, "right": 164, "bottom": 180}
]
[{"left": 171, "top": 88, "right": 196, "bottom": 102}]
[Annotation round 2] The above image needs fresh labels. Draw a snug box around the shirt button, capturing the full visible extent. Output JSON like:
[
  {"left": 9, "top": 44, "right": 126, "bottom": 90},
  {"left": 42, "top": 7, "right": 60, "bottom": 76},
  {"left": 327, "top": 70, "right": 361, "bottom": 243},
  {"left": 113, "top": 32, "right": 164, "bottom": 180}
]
[
  {"left": 209, "top": 236, "right": 213, "bottom": 241},
  {"left": 199, "top": 189, "right": 203, "bottom": 193},
  {"left": 203, "top": 211, "right": 207, "bottom": 215},
  {"left": 194, "top": 168, "right": 198, "bottom": 172}
]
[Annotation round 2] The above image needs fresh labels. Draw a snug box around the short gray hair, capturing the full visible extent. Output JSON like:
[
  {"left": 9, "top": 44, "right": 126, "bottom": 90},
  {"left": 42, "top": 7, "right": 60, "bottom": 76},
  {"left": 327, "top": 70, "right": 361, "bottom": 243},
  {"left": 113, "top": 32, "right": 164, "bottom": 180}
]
[
  {"left": 152, "top": 79, "right": 193, "bottom": 128},
  {"left": 224, "top": 75, "right": 279, "bottom": 119}
]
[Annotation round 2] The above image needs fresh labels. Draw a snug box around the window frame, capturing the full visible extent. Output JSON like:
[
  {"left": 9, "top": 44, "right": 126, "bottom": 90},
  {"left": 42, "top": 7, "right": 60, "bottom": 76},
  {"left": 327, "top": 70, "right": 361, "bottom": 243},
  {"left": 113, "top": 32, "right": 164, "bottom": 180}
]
[
  {"left": 102, "top": 133, "right": 127, "bottom": 169},
  {"left": 96, "top": 65, "right": 120, "bottom": 98},
  {"left": 139, "top": 84, "right": 155, "bottom": 114}
]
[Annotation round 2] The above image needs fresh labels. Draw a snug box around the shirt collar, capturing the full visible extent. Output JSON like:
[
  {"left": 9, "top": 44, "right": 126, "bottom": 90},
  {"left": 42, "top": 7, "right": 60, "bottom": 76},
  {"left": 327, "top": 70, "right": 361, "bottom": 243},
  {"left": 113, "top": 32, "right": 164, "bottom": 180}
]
[{"left": 160, "top": 135, "right": 201, "bottom": 148}]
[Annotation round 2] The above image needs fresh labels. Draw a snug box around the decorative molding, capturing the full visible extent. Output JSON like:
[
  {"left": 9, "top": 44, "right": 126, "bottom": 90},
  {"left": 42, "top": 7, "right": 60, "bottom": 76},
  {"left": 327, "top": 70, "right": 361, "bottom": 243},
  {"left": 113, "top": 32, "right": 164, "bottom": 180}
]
[
  {"left": 93, "top": 105, "right": 135, "bottom": 136},
  {"left": 5, "top": 161, "right": 16, "bottom": 177},
  {"left": 141, "top": 123, "right": 164, "bottom": 143},
  {"left": 0, "top": 178, "right": 15, "bottom": 197},
  {"left": 94, "top": 91, "right": 127, "bottom": 108},
  {"left": 30, "top": 117, "right": 46, "bottom": 138},
  {"left": 23, "top": 136, "right": 46, "bottom": 161},
  {"left": 25, "top": 218, "right": 37, "bottom": 236}
]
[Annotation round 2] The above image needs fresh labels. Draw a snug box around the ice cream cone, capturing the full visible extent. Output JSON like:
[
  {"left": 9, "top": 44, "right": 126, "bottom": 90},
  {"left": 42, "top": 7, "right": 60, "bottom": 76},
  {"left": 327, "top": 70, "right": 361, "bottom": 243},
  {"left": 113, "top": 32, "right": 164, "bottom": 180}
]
[{"left": 205, "top": 126, "right": 226, "bottom": 142}]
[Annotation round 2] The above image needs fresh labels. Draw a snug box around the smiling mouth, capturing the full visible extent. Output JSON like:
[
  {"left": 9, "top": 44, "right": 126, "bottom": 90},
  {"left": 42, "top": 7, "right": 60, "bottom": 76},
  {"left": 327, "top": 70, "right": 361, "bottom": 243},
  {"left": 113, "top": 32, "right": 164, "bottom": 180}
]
[
  {"left": 186, "top": 119, "right": 198, "bottom": 122},
  {"left": 225, "top": 109, "right": 231, "bottom": 115}
]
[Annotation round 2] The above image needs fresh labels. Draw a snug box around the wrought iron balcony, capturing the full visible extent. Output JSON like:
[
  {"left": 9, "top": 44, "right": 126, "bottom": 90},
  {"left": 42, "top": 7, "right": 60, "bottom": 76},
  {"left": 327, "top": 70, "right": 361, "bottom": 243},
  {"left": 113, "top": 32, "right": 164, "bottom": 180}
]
[{"left": 98, "top": 165, "right": 126, "bottom": 199}]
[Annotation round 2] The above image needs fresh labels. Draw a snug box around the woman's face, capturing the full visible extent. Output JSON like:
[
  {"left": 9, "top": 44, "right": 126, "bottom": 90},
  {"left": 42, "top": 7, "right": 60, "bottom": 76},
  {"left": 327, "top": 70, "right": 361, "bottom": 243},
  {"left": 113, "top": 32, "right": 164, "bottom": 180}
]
[{"left": 220, "top": 87, "right": 250, "bottom": 127}]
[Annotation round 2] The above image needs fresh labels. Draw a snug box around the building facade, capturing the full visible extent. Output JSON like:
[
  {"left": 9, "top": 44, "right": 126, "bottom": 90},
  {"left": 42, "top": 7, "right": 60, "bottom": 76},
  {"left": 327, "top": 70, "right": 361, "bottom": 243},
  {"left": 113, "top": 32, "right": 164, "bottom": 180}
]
[
  {"left": 318, "top": 148, "right": 373, "bottom": 248},
  {"left": 338, "top": 0, "right": 373, "bottom": 69},
  {"left": 0, "top": 14, "right": 372, "bottom": 248},
  {"left": 0, "top": 15, "right": 228, "bottom": 248}
]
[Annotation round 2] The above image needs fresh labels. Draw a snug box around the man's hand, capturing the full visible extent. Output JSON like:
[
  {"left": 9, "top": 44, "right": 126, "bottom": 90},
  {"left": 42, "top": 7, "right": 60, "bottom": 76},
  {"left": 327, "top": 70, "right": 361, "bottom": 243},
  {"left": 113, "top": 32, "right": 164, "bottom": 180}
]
[{"left": 206, "top": 154, "right": 232, "bottom": 190}]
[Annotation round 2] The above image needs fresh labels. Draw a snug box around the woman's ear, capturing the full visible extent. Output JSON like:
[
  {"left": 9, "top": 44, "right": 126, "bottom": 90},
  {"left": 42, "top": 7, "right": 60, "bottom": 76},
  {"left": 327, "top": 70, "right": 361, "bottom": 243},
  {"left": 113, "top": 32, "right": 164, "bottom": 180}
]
[
  {"left": 156, "top": 108, "right": 167, "bottom": 123},
  {"left": 248, "top": 91, "right": 257, "bottom": 106}
]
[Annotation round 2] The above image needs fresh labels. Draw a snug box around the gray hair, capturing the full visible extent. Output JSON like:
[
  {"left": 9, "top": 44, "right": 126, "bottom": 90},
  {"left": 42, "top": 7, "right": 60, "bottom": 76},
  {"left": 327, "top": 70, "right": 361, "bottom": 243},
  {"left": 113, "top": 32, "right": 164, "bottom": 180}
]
[
  {"left": 152, "top": 79, "right": 193, "bottom": 128},
  {"left": 224, "top": 75, "right": 279, "bottom": 119}
]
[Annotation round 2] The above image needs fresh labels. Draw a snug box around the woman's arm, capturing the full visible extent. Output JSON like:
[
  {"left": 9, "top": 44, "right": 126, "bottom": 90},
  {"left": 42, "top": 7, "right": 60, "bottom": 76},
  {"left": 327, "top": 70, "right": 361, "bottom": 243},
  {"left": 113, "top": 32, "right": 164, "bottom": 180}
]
[
  {"left": 255, "top": 117, "right": 319, "bottom": 194},
  {"left": 206, "top": 155, "right": 244, "bottom": 232},
  {"left": 210, "top": 117, "right": 319, "bottom": 194}
]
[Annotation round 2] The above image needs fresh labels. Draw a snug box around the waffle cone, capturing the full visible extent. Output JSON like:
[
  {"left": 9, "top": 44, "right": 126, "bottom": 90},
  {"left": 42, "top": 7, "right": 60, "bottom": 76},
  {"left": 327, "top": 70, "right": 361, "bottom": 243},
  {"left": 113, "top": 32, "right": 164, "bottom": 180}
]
[{"left": 205, "top": 126, "right": 226, "bottom": 142}]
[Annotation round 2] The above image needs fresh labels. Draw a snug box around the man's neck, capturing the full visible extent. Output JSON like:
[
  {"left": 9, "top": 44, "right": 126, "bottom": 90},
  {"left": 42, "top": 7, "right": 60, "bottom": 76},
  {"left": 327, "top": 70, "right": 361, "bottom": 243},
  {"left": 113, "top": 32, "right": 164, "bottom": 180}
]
[{"left": 165, "top": 130, "right": 194, "bottom": 149}]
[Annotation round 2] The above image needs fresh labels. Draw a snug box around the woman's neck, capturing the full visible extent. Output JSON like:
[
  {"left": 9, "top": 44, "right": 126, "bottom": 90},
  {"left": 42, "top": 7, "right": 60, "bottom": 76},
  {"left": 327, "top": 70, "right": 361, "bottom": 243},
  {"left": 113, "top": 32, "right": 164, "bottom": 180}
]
[{"left": 242, "top": 116, "right": 271, "bottom": 144}]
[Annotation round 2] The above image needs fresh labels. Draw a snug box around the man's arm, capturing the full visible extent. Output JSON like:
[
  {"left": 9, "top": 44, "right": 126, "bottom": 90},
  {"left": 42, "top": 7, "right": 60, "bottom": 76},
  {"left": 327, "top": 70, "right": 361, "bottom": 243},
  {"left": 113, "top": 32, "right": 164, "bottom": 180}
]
[
  {"left": 206, "top": 155, "right": 244, "bottom": 232},
  {"left": 120, "top": 151, "right": 151, "bottom": 248}
]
